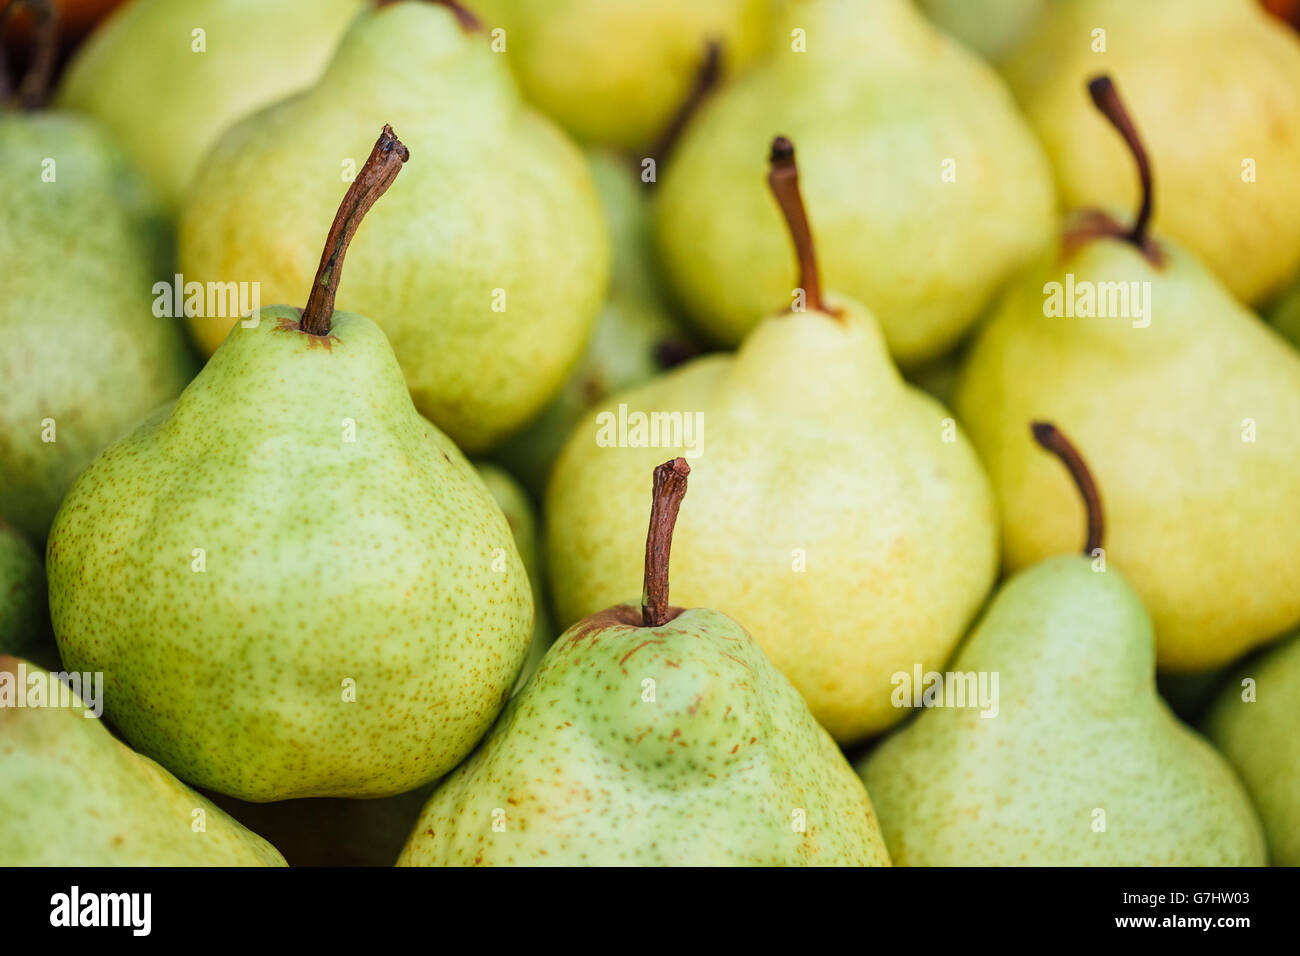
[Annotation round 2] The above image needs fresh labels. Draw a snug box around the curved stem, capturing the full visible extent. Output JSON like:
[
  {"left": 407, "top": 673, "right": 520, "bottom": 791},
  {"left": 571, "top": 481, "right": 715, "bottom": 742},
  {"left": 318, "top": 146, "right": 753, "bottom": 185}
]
[
  {"left": 767, "top": 136, "right": 837, "bottom": 318},
  {"left": 300, "top": 125, "right": 409, "bottom": 336},
  {"left": 641, "top": 457, "right": 690, "bottom": 628},
  {"left": 648, "top": 39, "right": 722, "bottom": 164},
  {"left": 0, "top": 0, "right": 59, "bottom": 110},
  {"left": 1031, "top": 421, "right": 1105, "bottom": 556},
  {"left": 1087, "top": 75, "right": 1153, "bottom": 252}
]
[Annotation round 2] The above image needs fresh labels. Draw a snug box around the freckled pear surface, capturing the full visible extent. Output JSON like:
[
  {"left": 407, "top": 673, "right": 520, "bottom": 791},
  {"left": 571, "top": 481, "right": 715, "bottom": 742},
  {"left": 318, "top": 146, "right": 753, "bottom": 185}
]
[
  {"left": 46, "top": 308, "right": 533, "bottom": 802},
  {"left": 399, "top": 605, "right": 891, "bottom": 866},
  {"left": 0, "top": 656, "right": 285, "bottom": 866},
  {"left": 859, "top": 557, "right": 1267, "bottom": 866}
]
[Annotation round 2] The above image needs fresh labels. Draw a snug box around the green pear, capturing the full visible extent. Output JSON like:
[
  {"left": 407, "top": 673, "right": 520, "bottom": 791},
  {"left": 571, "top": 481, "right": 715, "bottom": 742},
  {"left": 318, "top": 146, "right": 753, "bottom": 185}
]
[
  {"left": 0, "top": 109, "right": 196, "bottom": 543},
  {"left": 1205, "top": 633, "right": 1300, "bottom": 866},
  {"left": 475, "top": 462, "right": 553, "bottom": 692},
  {"left": 915, "top": 0, "right": 1051, "bottom": 64},
  {"left": 0, "top": 520, "right": 47, "bottom": 657},
  {"left": 0, "top": 656, "right": 285, "bottom": 865},
  {"left": 466, "top": 0, "right": 771, "bottom": 150},
  {"left": 1001, "top": 0, "right": 1300, "bottom": 305},
  {"left": 654, "top": 0, "right": 1055, "bottom": 364},
  {"left": 179, "top": 1, "right": 608, "bottom": 453},
  {"left": 548, "top": 138, "right": 997, "bottom": 744},
  {"left": 48, "top": 128, "right": 534, "bottom": 802},
  {"left": 57, "top": 0, "right": 365, "bottom": 212},
  {"left": 956, "top": 76, "right": 1300, "bottom": 672},
  {"left": 860, "top": 424, "right": 1267, "bottom": 866},
  {"left": 401, "top": 459, "right": 891, "bottom": 865},
  {"left": 493, "top": 148, "right": 698, "bottom": 497}
]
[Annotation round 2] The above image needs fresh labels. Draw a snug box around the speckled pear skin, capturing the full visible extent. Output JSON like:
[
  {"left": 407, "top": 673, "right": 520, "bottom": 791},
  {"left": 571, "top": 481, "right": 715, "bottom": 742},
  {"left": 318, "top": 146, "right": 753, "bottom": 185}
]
[
  {"left": 1205, "top": 633, "right": 1300, "bottom": 865},
  {"left": 46, "top": 307, "right": 533, "bottom": 802},
  {"left": 546, "top": 302, "right": 998, "bottom": 743},
  {"left": 0, "top": 112, "right": 196, "bottom": 543},
  {"left": 179, "top": 2, "right": 609, "bottom": 453},
  {"left": 654, "top": 0, "right": 1056, "bottom": 364},
  {"left": 467, "top": 0, "right": 771, "bottom": 150},
  {"left": 860, "top": 557, "right": 1268, "bottom": 866},
  {"left": 399, "top": 604, "right": 891, "bottom": 866},
  {"left": 56, "top": 0, "right": 366, "bottom": 212},
  {"left": 0, "top": 522, "right": 47, "bottom": 657},
  {"left": 0, "top": 656, "right": 286, "bottom": 866},
  {"left": 955, "top": 235, "right": 1300, "bottom": 671},
  {"left": 1001, "top": 0, "right": 1300, "bottom": 305},
  {"left": 474, "top": 463, "right": 553, "bottom": 693}
]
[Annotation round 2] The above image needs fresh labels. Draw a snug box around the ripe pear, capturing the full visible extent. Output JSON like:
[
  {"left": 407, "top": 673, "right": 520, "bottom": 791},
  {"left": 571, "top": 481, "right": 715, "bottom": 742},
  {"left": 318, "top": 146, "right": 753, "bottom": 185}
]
[
  {"left": 466, "top": 0, "right": 771, "bottom": 150},
  {"left": 654, "top": 0, "right": 1055, "bottom": 364},
  {"left": 1204, "top": 633, "right": 1300, "bottom": 866},
  {"left": 179, "top": 1, "right": 608, "bottom": 453},
  {"left": 548, "top": 139, "right": 997, "bottom": 744},
  {"left": 493, "top": 148, "right": 698, "bottom": 497},
  {"left": 47, "top": 128, "right": 534, "bottom": 802},
  {"left": 915, "top": 0, "right": 1051, "bottom": 64},
  {"left": 956, "top": 76, "right": 1300, "bottom": 672},
  {"left": 0, "top": 521, "right": 47, "bottom": 657},
  {"left": 0, "top": 109, "right": 196, "bottom": 543},
  {"left": 57, "top": 0, "right": 365, "bottom": 212},
  {"left": 1001, "top": 0, "right": 1300, "bottom": 305},
  {"left": 860, "top": 424, "right": 1268, "bottom": 866},
  {"left": 0, "top": 656, "right": 285, "bottom": 865},
  {"left": 401, "top": 459, "right": 891, "bottom": 866}
]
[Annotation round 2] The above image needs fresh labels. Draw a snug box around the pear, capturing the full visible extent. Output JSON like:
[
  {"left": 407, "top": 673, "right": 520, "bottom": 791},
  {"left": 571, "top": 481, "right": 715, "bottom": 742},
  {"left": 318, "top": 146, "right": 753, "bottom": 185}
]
[
  {"left": 56, "top": 0, "right": 365, "bottom": 212},
  {"left": 1270, "top": 276, "right": 1300, "bottom": 350},
  {"left": 467, "top": 0, "right": 771, "bottom": 151},
  {"left": 493, "top": 148, "right": 698, "bottom": 497},
  {"left": 654, "top": 0, "right": 1055, "bottom": 365},
  {"left": 915, "top": 0, "right": 1051, "bottom": 64},
  {"left": 956, "top": 76, "right": 1300, "bottom": 672},
  {"left": 475, "top": 462, "right": 553, "bottom": 692},
  {"left": 547, "top": 138, "right": 997, "bottom": 744},
  {"left": 401, "top": 458, "right": 891, "bottom": 866},
  {"left": 179, "top": 1, "right": 608, "bottom": 453},
  {"left": 1204, "top": 633, "right": 1300, "bottom": 866},
  {"left": 0, "top": 521, "right": 47, "bottom": 657},
  {"left": 1001, "top": 0, "right": 1300, "bottom": 305},
  {"left": 47, "top": 127, "right": 534, "bottom": 802},
  {"left": 0, "top": 656, "right": 285, "bottom": 865},
  {"left": 1, "top": 28, "right": 197, "bottom": 543},
  {"left": 860, "top": 424, "right": 1267, "bottom": 866}
]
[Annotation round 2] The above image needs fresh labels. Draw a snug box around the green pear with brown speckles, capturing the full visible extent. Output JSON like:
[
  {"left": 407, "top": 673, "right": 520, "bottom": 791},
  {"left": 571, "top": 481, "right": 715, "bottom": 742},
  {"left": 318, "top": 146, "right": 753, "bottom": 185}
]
[
  {"left": 859, "top": 424, "right": 1267, "bottom": 866},
  {"left": 400, "top": 459, "right": 891, "bottom": 866},
  {"left": 0, "top": 656, "right": 285, "bottom": 866},
  {"left": 47, "top": 127, "right": 534, "bottom": 803}
]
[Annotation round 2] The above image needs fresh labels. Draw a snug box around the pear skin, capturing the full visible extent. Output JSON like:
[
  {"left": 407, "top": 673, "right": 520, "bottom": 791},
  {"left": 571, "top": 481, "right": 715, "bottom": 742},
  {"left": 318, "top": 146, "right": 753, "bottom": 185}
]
[{"left": 0, "top": 521, "right": 47, "bottom": 657}]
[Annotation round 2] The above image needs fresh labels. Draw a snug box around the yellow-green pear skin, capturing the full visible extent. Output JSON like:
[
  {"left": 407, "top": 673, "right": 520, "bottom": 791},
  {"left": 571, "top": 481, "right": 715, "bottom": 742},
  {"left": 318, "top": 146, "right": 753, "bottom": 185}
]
[
  {"left": 0, "top": 112, "right": 196, "bottom": 543},
  {"left": 546, "top": 304, "right": 998, "bottom": 743},
  {"left": 179, "top": 2, "right": 608, "bottom": 453},
  {"left": 0, "top": 657, "right": 286, "bottom": 866},
  {"left": 46, "top": 308, "right": 534, "bottom": 802},
  {"left": 0, "top": 522, "right": 46, "bottom": 657},
  {"left": 860, "top": 557, "right": 1268, "bottom": 866},
  {"left": 956, "top": 236, "right": 1300, "bottom": 671},
  {"left": 493, "top": 149, "right": 698, "bottom": 497},
  {"left": 916, "top": 0, "right": 1051, "bottom": 64},
  {"left": 1002, "top": 0, "right": 1300, "bottom": 305},
  {"left": 467, "top": 0, "right": 771, "bottom": 150},
  {"left": 399, "top": 605, "right": 891, "bottom": 866},
  {"left": 654, "top": 0, "right": 1056, "bottom": 364},
  {"left": 1205, "top": 633, "right": 1300, "bottom": 865},
  {"left": 475, "top": 463, "right": 553, "bottom": 692},
  {"left": 57, "top": 0, "right": 366, "bottom": 212}
]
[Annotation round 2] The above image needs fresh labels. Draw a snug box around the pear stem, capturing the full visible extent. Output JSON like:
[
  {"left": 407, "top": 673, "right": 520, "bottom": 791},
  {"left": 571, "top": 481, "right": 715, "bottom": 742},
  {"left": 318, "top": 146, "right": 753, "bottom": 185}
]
[
  {"left": 767, "top": 136, "right": 837, "bottom": 318},
  {"left": 380, "top": 0, "right": 481, "bottom": 31},
  {"left": 648, "top": 39, "right": 723, "bottom": 165},
  {"left": 1087, "top": 75, "right": 1154, "bottom": 253},
  {"left": 1031, "top": 421, "right": 1105, "bottom": 556},
  {"left": 0, "top": 0, "right": 59, "bottom": 110},
  {"left": 641, "top": 458, "right": 690, "bottom": 628},
  {"left": 300, "top": 125, "right": 409, "bottom": 337}
]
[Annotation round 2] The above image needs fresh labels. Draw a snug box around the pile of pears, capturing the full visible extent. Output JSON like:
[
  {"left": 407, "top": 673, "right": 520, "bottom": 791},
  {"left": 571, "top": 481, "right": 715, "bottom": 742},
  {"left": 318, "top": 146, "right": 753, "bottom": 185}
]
[{"left": 2, "top": 0, "right": 1298, "bottom": 868}]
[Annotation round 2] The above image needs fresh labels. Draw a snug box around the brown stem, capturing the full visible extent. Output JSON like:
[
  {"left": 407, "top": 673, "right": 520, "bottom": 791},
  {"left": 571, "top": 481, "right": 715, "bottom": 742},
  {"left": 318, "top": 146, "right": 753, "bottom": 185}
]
[
  {"left": 767, "top": 136, "right": 838, "bottom": 318},
  {"left": 641, "top": 457, "right": 690, "bottom": 628},
  {"left": 300, "top": 125, "right": 409, "bottom": 336},
  {"left": 377, "top": 0, "right": 481, "bottom": 31},
  {"left": 648, "top": 39, "right": 723, "bottom": 165},
  {"left": 1087, "top": 75, "right": 1154, "bottom": 252},
  {"left": 1031, "top": 421, "right": 1105, "bottom": 556},
  {"left": 0, "top": 0, "right": 59, "bottom": 110}
]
